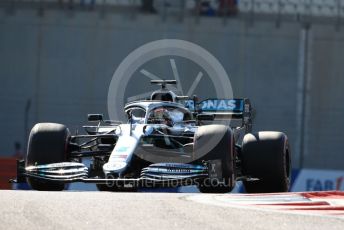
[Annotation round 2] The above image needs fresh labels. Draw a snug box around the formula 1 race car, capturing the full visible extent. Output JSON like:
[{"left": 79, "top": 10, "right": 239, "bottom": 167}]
[{"left": 14, "top": 80, "right": 291, "bottom": 193}]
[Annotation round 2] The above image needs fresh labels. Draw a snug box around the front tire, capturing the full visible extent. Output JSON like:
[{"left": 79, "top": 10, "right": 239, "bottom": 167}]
[
  {"left": 193, "top": 125, "right": 235, "bottom": 193},
  {"left": 241, "top": 131, "right": 291, "bottom": 193},
  {"left": 26, "top": 123, "right": 70, "bottom": 191}
]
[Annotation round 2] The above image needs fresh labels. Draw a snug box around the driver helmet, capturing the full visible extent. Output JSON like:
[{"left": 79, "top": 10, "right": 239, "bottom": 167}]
[{"left": 153, "top": 108, "right": 173, "bottom": 126}]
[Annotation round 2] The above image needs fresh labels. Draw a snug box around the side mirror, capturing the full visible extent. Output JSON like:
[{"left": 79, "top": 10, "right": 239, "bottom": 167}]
[
  {"left": 88, "top": 114, "right": 103, "bottom": 122},
  {"left": 176, "top": 96, "right": 189, "bottom": 101},
  {"left": 196, "top": 114, "right": 215, "bottom": 121}
]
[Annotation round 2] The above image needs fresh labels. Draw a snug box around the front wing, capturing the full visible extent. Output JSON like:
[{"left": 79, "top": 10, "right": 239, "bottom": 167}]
[{"left": 13, "top": 161, "right": 223, "bottom": 188}]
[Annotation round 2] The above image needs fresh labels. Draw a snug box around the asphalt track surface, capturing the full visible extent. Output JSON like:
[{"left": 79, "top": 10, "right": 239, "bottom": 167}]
[{"left": 1, "top": 190, "right": 343, "bottom": 230}]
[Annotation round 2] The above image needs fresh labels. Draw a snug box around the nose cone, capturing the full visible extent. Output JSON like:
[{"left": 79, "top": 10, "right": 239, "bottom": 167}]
[{"left": 103, "top": 162, "right": 127, "bottom": 174}]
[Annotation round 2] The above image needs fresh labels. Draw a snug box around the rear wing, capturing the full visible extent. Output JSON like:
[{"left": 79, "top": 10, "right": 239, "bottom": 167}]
[{"left": 184, "top": 98, "right": 252, "bottom": 131}]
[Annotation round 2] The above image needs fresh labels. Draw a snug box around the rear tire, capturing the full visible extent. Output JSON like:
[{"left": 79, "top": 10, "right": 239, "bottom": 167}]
[
  {"left": 26, "top": 123, "right": 70, "bottom": 191},
  {"left": 194, "top": 125, "right": 235, "bottom": 193},
  {"left": 241, "top": 131, "right": 291, "bottom": 193}
]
